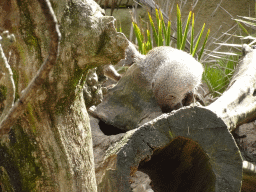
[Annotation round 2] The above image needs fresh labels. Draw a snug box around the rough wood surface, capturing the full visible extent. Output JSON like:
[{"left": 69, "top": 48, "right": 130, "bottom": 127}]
[
  {"left": 91, "top": 43, "right": 256, "bottom": 192},
  {"left": 91, "top": 106, "right": 242, "bottom": 191},
  {"left": 0, "top": 0, "right": 128, "bottom": 191}
]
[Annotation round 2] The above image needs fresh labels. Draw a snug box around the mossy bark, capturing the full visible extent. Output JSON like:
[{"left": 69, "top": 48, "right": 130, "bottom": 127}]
[{"left": 0, "top": 0, "right": 128, "bottom": 191}]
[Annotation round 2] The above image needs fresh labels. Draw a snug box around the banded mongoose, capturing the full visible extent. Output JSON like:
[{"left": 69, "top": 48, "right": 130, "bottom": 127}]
[
  {"left": 102, "top": 41, "right": 142, "bottom": 81},
  {"left": 103, "top": 64, "right": 122, "bottom": 81},
  {"left": 138, "top": 46, "right": 203, "bottom": 112}
]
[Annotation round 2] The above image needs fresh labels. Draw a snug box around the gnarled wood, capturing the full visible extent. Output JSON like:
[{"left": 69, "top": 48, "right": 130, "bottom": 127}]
[{"left": 0, "top": 0, "right": 128, "bottom": 191}]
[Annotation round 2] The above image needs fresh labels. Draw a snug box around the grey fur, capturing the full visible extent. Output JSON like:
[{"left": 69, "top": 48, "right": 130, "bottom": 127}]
[{"left": 139, "top": 46, "right": 203, "bottom": 111}]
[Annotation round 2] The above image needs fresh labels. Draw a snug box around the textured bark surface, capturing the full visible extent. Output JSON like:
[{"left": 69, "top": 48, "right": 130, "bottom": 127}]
[
  {"left": 89, "top": 42, "right": 256, "bottom": 192},
  {"left": 0, "top": 0, "right": 128, "bottom": 191},
  {"left": 92, "top": 63, "right": 163, "bottom": 131},
  {"left": 90, "top": 44, "right": 256, "bottom": 192},
  {"left": 91, "top": 106, "right": 243, "bottom": 192}
]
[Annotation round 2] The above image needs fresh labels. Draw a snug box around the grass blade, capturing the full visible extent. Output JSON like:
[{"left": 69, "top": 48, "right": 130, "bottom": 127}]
[
  {"left": 158, "top": 18, "right": 163, "bottom": 46},
  {"left": 192, "top": 23, "right": 205, "bottom": 57},
  {"left": 162, "top": 19, "right": 167, "bottom": 45},
  {"left": 142, "top": 43, "right": 145, "bottom": 55},
  {"left": 155, "top": 9, "right": 163, "bottom": 46},
  {"left": 181, "top": 11, "right": 192, "bottom": 50},
  {"left": 148, "top": 12, "right": 158, "bottom": 46},
  {"left": 177, "top": 4, "right": 182, "bottom": 49},
  {"left": 198, "top": 28, "right": 210, "bottom": 61},
  {"left": 147, "top": 29, "right": 152, "bottom": 51},
  {"left": 159, "top": 9, "right": 167, "bottom": 45},
  {"left": 238, "top": 16, "right": 256, "bottom": 22},
  {"left": 166, "top": 21, "right": 171, "bottom": 46},
  {"left": 156, "top": 8, "right": 160, "bottom": 29},
  {"left": 190, "top": 13, "right": 194, "bottom": 54},
  {"left": 132, "top": 22, "right": 144, "bottom": 53}
]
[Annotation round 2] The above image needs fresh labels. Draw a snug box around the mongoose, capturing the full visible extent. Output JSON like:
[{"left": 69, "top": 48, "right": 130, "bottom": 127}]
[
  {"left": 138, "top": 46, "right": 203, "bottom": 112},
  {"left": 103, "top": 64, "right": 122, "bottom": 81},
  {"left": 102, "top": 41, "right": 143, "bottom": 82}
]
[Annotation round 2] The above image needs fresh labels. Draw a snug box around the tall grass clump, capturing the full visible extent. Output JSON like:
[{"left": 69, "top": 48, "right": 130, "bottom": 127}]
[{"left": 132, "top": 4, "right": 210, "bottom": 60}]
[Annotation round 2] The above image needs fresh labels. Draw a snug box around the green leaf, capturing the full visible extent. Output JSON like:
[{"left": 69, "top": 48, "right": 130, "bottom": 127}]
[
  {"left": 192, "top": 23, "right": 205, "bottom": 57},
  {"left": 162, "top": 19, "right": 167, "bottom": 45},
  {"left": 159, "top": 8, "right": 164, "bottom": 21},
  {"left": 132, "top": 22, "right": 144, "bottom": 53},
  {"left": 147, "top": 29, "right": 152, "bottom": 51},
  {"left": 148, "top": 12, "right": 158, "bottom": 46},
  {"left": 166, "top": 21, "right": 171, "bottom": 46},
  {"left": 176, "top": 4, "right": 182, "bottom": 49},
  {"left": 156, "top": 8, "right": 160, "bottom": 31},
  {"left": 142, "top": 43, "right": 145, "bottom": 55},
  {"left": 198, "top": 28, "right": 210, "bottom": 61},
  {"left": 159, "top": 9, "right": 167, "bottom": 45},
  {"left": 181, "top": 11, "right": 192, "bottom": 50},
  {"left": 158, "top": 19, "right": 163, "bottom": 46},
  {"left": 190, "top": 13, "right": 194, "bottom": 54}
]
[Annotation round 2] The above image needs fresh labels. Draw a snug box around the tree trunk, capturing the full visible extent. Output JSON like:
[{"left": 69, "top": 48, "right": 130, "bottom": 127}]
[{"left": 0, "top": 0, "right": 128, "bottom": 191}]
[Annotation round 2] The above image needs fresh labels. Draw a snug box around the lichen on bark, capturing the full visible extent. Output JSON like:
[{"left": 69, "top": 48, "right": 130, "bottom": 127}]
[{"left": 0, "top": 0, "right": 128, "bottom": 191}]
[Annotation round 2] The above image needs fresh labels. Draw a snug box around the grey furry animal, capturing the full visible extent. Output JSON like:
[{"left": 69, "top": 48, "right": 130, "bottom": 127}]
[
  {"left": 138, "top": 46, "right": 203, "bottom": 112},
  {"left": 101, "top": 42, "right": 142, "bottom": 82},
  {"left": 103, "top": 64, "right": 121, "bottom": 81}
]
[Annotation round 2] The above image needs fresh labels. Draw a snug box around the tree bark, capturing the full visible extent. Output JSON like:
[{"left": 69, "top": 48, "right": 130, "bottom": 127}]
[{"left": 0, "top": 0, "right": 128, "bottom": 191}]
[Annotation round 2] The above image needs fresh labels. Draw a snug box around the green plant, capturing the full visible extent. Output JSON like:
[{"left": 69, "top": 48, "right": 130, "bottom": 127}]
[
  {"left": 176, "top": 5, "right": 210, "bottom": 60},
  {"left": 132, "top": 4, "right": 210, "bottom": 60},
  {"left": 132, "top": 8, "right": 171, "bottom": 54},
  {"left": 204, "top": 13, "right": 256, "bottom": 98},
  {"left": 203, "top": 55, "right": 238, "bottom": 97}
]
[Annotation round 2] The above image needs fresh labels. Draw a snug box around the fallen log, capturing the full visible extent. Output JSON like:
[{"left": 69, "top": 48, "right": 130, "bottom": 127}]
[
  {"left": 90, "top": 45, "right": 256, "bottom": 191},
  {"left": 91, "top": 105, "right": 243, "bottom": 191}
]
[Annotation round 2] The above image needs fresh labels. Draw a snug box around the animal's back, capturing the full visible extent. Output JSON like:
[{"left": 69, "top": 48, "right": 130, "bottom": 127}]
[
  {"left": 139, "top": 46, "right": 177, "bottom": 83},
  {"left": 141, "top": 46, "right": 203, "bottom": 111}
]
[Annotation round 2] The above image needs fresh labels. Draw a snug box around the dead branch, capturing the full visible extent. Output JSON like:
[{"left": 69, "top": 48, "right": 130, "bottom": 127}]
[{"left": 0, "top": 39, "right": 15, "bottom": 123}]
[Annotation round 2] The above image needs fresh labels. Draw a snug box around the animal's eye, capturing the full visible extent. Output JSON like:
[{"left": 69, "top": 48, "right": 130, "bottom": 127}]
[{"left": 165, "top": 94, "right": 175, "bottom": 101}]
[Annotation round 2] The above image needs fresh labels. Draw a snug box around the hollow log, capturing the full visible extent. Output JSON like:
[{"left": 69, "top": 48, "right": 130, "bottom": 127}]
[
  {"left": 91, "top": 106, "right": 242, "bottom": 191},
  {"left": 91, "top": 45, "right": 256, "bottom": 191}
]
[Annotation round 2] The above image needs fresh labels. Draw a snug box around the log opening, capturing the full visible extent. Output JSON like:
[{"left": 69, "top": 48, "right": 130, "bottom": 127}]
[
  {"left": 138, "top": 136, "right": 216, "bottom": 192},
  {"left": 98, "top": 120, "right": 126, "bottom": 135}
]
